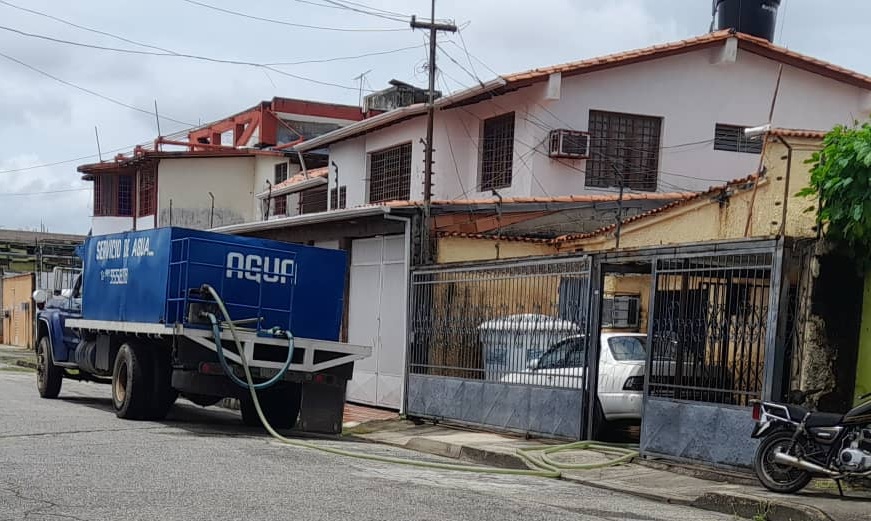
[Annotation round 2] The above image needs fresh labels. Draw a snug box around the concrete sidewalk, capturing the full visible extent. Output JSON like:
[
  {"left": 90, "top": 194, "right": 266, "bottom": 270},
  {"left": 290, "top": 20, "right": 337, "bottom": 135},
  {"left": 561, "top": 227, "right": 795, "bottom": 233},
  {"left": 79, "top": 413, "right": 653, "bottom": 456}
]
[
  {"left": 348, "top": 420, "right": 871, "bottom": 521},
  {"left": 0, "top": 344, "right": 36, "bottom": 370}
]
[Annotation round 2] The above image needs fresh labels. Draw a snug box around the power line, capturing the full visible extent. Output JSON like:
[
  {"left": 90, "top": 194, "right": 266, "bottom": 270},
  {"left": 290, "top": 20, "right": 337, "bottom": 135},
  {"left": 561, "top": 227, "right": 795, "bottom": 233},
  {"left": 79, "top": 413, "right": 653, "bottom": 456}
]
[
  {"left": 0, "top": 187, "right": 91, "bottom": 197},
  {"left": 180, "top": 0, "right": 409, "bottom": 32},
  {"left": 0, "top": 24, "right": 366, "bottom": 92},
  {"left": 319, "top": 0, "right": 411, "bottom": 23},
  {"left": 0, "top": 0, "right": 175, "bottom": 54},
  {"left": 264, "top": 44, "right": 423, "bottom": 66},
  {"left": 0, "top": 51, "right": 195, "bottom": 127}
]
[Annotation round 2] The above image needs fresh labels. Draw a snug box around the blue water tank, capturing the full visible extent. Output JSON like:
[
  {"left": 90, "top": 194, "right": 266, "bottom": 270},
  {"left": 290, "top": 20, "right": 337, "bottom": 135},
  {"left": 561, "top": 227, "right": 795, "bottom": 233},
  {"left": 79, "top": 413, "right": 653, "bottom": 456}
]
[
  {"left": 79, "top": 227, "right": 346, "bottom": 341},
  {"left": 715, "top": 0, "right": 781, "bottom": 42}
]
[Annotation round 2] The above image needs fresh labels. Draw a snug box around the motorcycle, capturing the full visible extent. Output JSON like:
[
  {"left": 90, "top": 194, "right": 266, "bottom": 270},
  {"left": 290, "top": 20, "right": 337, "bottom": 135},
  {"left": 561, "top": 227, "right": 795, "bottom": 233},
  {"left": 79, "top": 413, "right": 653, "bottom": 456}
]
[{"left": 750, "top": 393, "right": 871, "bottom": 494}]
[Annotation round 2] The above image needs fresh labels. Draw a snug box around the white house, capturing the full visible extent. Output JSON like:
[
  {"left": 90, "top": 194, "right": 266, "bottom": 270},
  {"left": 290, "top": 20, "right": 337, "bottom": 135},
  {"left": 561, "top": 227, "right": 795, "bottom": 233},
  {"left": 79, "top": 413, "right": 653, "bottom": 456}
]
[
  {"left": 78, "top": 97, "right": 367, "bottom": 235},
  {"left": 297, "top": 30, "right": 871, "bottom": 205}
]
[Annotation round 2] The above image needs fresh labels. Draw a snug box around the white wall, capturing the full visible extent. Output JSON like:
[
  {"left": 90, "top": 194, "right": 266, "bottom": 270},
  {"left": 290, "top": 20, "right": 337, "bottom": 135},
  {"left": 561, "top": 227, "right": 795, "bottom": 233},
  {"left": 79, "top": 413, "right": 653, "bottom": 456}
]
[
  {"left": 91, "top": 216, "right": 134, "bottom": 235},
  {"left": 136, "top": 216, "right": 155, "bottom": 230},
  {"left": 157, "top": 157, "right": 255, "bottom": 229},
  {"left": 252, "top": 156, "right": 300, "bottom": 219},
  {"left": 328, "top": 41, "right": 868, "bottom": 199}
]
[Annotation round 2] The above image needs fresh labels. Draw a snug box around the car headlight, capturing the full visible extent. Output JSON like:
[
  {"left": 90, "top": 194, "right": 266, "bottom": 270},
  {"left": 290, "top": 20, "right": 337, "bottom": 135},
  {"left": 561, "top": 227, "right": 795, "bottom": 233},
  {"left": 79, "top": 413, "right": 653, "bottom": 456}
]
[{"left": 622, "top": 376, "right": 644, "bottom": 391}]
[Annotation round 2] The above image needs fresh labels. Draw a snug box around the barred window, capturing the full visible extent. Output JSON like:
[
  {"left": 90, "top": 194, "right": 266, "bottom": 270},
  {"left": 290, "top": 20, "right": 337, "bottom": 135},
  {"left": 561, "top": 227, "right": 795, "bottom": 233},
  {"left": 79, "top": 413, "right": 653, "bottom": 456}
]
[
  {"left": 298, "top": 186, "right": 328, "bottom": 214},
  {"left": 138, "top": 167, "right": 155, "bottom": 217},
  {"left": 714, "top": 124, "right": 763, "bottom": 154},
  {"left": 273, "top": 194, "right": 287, "bottom": 217},
  {"left": 368, "top": 143, "right": 411, "bottom": 203},
  {"left": 479, "top": 112, "right": 515, "bottom": 191},
  {"left": 94, "top": 174, "right": 133, "bottom": 217},
  {"left": 586, "top": 110, "right": 662, "bottom": 192},
  {"left": 330, "top": 186, "right": 347, "bottom": 210},
  {"left": 274, "top": 163, "right": 289, "bottom": 184}
]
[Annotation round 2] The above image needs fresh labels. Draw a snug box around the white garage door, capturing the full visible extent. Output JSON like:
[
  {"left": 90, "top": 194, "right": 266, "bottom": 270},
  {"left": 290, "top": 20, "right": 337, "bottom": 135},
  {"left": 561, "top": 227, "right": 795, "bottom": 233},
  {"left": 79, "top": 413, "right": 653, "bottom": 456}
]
[{"left": 346, "top": 235, "right": 407, "bottom": 410}]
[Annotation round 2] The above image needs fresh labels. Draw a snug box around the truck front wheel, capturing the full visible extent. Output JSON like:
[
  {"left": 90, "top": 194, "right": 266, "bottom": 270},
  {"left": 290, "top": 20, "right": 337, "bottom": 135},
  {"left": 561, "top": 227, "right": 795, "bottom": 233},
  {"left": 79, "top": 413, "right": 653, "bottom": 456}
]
[
  {"left": 112, "top": 342, "right": 153, "bottom": 420},
  {"left": 36, "top": 336, "right": 63, "bottom": 398},
  {"left": 240, "top": 384, "right": 301, "bottom": 430}
]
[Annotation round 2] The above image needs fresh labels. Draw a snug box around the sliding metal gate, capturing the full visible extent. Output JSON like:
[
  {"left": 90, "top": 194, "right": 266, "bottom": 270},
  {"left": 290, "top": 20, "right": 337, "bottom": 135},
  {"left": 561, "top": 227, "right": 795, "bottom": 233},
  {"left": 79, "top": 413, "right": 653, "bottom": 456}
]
[
  {"left": 406, "top": 256, "right": 593, "bottom": 438},
  {"left": 640, "top": 242, "right": 782, "bottom": 467}
]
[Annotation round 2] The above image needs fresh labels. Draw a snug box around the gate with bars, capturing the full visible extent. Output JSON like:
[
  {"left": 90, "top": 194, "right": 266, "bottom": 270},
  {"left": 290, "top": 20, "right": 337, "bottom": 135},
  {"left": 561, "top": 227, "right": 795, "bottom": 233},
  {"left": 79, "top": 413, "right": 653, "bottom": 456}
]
[
  {"left": 406, "top": 256, "right": 594, "bottom": 438},
  {"left": 639, "top": 240, "right": 785, "bottom": 467}
]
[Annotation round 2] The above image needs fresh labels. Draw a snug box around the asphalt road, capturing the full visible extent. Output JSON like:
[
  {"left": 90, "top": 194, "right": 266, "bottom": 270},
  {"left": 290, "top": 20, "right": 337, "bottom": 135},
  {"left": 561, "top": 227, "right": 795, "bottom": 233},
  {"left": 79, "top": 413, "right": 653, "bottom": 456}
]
[{"left": 0, "top": 367, "right": 734, "bottom": 521}]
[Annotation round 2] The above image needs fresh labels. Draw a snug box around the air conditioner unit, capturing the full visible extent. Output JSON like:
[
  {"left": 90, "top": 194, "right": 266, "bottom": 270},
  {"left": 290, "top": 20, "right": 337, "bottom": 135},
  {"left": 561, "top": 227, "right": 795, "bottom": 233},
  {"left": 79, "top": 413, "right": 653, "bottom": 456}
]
[
  {"left": 602, "top": 295, "right": 641, "bottom": 329},
  {"left": 548, "top": 129, "right": 590, "bottom": 159}
]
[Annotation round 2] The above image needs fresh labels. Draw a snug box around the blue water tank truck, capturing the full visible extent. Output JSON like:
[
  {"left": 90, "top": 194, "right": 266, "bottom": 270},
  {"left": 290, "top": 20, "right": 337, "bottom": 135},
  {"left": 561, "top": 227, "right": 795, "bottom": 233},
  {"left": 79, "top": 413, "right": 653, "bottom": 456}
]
[{"left": 32, "top": 228, "right": 371, "bottom": 433}]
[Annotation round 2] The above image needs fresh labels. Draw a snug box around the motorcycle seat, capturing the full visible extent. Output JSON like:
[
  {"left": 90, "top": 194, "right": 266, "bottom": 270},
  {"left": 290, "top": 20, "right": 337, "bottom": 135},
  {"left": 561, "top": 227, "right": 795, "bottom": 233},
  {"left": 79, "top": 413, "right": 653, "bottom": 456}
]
[{"left": 805, "top": 412, "right": 843, "bottom": 428}]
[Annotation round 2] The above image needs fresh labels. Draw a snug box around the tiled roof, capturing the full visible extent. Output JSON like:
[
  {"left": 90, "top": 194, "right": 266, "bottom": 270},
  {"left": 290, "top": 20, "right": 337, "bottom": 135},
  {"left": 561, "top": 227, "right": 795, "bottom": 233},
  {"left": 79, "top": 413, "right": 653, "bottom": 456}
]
[
  {"left": 768, "top": 128, "right": 828, "bottom": 139},
  {"left": 436, "top": 231, "right": 554, "bottom": 244},
  {"left": 554, "top": 173, "right": 761, "bottom": 243},
  {"left": 502, "top": 30, "right": 871, "bottom": 90},
  {"left": 381, "top": 192, "right": 695, "bottom": 207},
  {"left": 271, "top": 166, "right": 329, "bottom": 191}
]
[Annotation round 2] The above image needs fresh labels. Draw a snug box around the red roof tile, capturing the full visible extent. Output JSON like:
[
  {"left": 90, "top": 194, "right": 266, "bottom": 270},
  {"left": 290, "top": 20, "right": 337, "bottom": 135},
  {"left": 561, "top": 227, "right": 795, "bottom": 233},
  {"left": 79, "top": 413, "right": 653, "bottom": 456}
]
[
  {"left": 435, "top": 231, "right": 554, "bottom": 244},
  {"left": 768, "top": 128, "right": 828, "bottom": 139},
  {"left": 271, "top": 166, "right": 328, "bottom": 191}
]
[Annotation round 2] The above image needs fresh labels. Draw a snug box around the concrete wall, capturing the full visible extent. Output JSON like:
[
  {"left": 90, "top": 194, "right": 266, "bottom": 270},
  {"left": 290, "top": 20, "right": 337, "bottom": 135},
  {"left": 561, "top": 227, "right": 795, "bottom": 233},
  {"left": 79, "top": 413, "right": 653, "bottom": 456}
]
[
  {"left": 435, "top": 236, "right": 557, "bottom": 263},
  {"left": 91, "top": 216, "right": 134, "bottom": 235},
  {"left": 157, "top": 157, "right": 255, "bottom": 229},
  {"left": 2, "top": 273, "right": 34, "bottom": 348},
  {"left": 327, "top": 42, "right": 867, "bottom": 203}
]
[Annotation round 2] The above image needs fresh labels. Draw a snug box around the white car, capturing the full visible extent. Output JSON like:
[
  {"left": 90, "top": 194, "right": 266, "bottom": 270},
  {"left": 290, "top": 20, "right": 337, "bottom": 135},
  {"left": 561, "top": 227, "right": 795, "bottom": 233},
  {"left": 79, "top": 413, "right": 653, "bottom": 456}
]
[{"left": 499, "top": 333, "right": 646, "bottom": 421}]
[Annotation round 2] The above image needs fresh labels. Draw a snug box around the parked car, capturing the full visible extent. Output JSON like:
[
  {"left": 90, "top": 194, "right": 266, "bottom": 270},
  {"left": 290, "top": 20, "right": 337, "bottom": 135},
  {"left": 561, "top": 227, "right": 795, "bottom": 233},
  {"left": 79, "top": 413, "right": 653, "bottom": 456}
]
[{"left": 499, "top": 333, "right": 646, "bottom": 421}]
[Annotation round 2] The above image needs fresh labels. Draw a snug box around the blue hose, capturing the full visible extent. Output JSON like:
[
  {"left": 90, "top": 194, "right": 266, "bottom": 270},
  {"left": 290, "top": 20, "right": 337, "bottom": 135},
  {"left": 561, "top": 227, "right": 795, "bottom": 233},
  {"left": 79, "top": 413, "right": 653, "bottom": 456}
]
[{"left": 205, "top": 312, "right": 295, "bottom": 390}]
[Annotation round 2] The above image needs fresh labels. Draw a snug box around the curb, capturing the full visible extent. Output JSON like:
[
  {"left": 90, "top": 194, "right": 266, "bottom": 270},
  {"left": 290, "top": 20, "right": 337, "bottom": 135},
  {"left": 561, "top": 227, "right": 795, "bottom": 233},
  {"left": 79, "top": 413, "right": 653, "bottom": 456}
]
[
  {"left": 691, "top": 492, "right": 833, "bottom": 521},
  {"left": 14, "top": 359, "right": 37, "bottom": 370},
  {"left": 369, "top": 435, "right": 832, "bottom": 521}
]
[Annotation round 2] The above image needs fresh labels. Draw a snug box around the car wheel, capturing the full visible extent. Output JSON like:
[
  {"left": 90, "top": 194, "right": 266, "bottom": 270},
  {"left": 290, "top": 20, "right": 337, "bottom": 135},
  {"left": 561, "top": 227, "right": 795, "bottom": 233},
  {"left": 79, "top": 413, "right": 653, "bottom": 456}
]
[{"left": 36, "top": 336, "right": 63, "bottom": 399}]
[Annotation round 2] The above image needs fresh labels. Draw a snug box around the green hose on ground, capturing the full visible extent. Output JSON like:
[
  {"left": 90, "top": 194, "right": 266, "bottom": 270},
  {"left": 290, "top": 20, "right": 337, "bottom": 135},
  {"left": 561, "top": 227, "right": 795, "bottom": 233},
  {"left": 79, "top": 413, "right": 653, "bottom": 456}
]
[{"left": 202, "top": 284, "right": 638, "bottom": 479}]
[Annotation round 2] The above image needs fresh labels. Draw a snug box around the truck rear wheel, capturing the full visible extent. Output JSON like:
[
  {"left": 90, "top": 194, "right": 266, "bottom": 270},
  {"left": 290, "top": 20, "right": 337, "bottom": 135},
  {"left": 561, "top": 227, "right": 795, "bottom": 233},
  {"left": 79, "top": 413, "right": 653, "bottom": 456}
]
[
  {"left": 147, "top": 344, "right": 176, "bottom": 420},
  {"left": 36, "top": 336, "right": 63, "bottom": 399},
  {"left": 112, "top": 341, "right": 153, "bottom": 420},
  {"left": 240, "top": 384, "right": 302, "bottom": 430}
]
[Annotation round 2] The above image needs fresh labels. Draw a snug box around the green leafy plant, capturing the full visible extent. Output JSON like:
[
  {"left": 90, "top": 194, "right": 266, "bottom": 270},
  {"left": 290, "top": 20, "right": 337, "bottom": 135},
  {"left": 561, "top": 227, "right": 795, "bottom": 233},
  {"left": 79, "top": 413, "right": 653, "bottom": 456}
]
[{"left": 799, "top": 122, "right": 871, "bottom": 270}]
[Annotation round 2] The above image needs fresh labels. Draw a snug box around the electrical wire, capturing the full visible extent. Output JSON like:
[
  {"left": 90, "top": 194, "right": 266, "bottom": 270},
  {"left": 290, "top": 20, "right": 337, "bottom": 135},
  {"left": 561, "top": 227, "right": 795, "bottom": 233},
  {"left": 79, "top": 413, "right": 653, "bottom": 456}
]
[
  {"left": 0, "top": 51, "right": 196, "bottom": 127},
  {"left": 264, "top": 44, "right": 423, "bottom": 66},
  {"left": 0, "top": 187, "right": 91, "bottom": 197},
  {"left": 0, "top": 24, "right": 367, "bottom": 92},
  {"left": 180, "top": 0, "right": 408, "bottom": 32},
  {"left": 319, "top": 0, "right": 410, "bottom": 24}
]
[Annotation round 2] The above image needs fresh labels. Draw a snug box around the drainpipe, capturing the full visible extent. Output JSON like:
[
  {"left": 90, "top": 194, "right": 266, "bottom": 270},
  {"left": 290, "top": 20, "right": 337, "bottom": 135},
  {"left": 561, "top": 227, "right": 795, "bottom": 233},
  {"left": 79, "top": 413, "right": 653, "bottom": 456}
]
[
  {"left": 296, "top": 150, "right": 308, "bottom": 179},
  {"left": 385, "top": 211, "right": 411, "bottom": 416},
  {"left": 776, "top": 136, "right": 793, "bottom": 237}
]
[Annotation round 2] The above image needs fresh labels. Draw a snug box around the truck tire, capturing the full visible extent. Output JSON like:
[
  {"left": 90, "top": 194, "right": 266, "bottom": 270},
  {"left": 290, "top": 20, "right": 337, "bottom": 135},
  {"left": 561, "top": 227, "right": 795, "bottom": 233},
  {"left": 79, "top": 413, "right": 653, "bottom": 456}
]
[
  {"left": 240, "top": 385, "right": 302, "bottom": 430},
  {"left": 147, "top": 344, "right": 177, "bottom": 420},
  {"left": 36, "top": 336, "right": 63, "bottom": 399},
  {"left": 112, "top": 341, "right": 153, "bottom": 420}
]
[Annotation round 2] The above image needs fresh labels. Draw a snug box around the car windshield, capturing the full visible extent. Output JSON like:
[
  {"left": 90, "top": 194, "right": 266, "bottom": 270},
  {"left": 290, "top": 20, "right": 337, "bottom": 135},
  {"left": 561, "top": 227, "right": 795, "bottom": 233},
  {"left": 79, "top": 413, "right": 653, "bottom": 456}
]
[
  {"left": 537, "top": 337, "right": 586, "bottom": 369},
  {"left": 608, "top": 336, "right": 647, "bottom": 361}
]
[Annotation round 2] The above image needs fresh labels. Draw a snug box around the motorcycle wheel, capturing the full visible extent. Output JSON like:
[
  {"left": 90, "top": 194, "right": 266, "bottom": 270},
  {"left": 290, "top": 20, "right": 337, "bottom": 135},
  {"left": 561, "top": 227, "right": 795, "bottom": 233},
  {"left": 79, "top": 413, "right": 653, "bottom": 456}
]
[{"left": 754, "top": 430, "right": 813, "bottom": 494}]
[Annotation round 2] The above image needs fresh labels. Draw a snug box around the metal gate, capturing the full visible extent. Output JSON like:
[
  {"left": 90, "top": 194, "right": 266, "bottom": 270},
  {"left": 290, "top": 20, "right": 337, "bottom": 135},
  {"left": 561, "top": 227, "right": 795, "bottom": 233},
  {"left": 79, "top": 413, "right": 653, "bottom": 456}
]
[
  {"left": 640, "top": 242, "right": 782, "bottom": 467},
  {"left": 406, "top": 256, "right": 593, "bottom": 438}
]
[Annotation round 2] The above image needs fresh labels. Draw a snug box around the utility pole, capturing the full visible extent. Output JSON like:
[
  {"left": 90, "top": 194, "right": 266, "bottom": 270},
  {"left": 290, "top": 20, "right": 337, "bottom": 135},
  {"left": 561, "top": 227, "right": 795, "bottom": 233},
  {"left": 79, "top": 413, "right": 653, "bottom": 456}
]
[{"left": 411, "top": 1, "right": 456, "bottom": 263}]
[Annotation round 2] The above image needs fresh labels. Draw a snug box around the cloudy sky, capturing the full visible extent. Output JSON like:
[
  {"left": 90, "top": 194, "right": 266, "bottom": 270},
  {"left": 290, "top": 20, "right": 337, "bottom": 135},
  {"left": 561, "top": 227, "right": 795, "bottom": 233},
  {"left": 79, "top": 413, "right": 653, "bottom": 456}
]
[{"left": 0, "top": 0, "right": 868, "bottom": 234}]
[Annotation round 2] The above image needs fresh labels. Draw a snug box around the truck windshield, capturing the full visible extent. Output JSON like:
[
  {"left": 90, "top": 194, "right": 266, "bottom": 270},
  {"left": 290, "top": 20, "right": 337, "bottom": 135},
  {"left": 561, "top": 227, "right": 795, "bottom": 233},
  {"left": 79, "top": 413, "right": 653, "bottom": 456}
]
[{"left": 608, "top": 336, "right": 646, "bottom": 361}]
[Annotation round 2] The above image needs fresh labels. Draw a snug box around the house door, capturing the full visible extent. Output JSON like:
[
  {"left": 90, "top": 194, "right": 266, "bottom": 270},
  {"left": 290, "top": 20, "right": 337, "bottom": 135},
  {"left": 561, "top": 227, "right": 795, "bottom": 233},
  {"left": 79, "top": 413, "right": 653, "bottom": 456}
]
[{"left": 346, "top": 235, "right": 406, "bottom": 409}]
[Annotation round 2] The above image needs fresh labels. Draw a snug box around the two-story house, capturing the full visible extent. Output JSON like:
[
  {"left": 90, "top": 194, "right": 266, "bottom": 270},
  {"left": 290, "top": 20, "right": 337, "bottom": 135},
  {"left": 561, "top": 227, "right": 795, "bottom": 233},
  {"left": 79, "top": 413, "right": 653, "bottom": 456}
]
[{"left": 77, "top": 97, "right": 368, "bottom": 235}]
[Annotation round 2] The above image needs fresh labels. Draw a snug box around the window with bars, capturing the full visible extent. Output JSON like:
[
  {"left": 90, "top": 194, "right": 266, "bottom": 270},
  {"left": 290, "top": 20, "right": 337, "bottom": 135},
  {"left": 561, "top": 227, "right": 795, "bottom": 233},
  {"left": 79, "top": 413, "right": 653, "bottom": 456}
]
[
  {"left": 273, "top": 195, "right": 287, "bottom": 217},
  {"left": 138, "top": 167, "right": 155, "bottom": 217},
  {"left": 298, "top": 186, "right": 328, "bottom": 214},
  {"left": 368, "top": 143, "right": 411, "bottom": 203},
  {"left": 586, "top": 110, "right": 662, "bottom": 192},
  {"left": 93, "top": 174, "right": 134, "bottom": 217},
  {"left": 274, "top": 162, "right": 289, "bottom": 184},
  {"left": 714, "top": 124, "right": 763, "bottom": 154},
  {"left": 330, "top": 186, "right": 347, "bottom": 210},
  {"left": 479, "top": 112, "right": 515, "bottom": 191}
]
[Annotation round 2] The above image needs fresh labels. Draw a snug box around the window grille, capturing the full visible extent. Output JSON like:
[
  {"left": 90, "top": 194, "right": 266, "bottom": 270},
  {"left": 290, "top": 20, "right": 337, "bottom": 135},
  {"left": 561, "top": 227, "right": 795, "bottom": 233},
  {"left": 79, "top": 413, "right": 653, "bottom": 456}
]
[
  {"left": 93, "top": 174, "right": 133, "bottom": 217},
  {"left": 480, "top": 112, "right": 515, "bottom": 191},
  {"left": 586, "top": 110, "right": 662, "bottom": 192},
  {"left": 714, "top": 124, "right": 763, "bottom": 154},
  {"left": 330, "top": 186, "right": 347, "bottom": 210},
  {"left": 368, "top": 143, "right": 411, "bottom": 203},
  {"left": 274, "top": 163, "right": 289, "bottom": 184},
  {"left": 273, "top": 195, "right": 287, "bottom": 216},
  {"left": 138, "top": 167, "right": 155, "bottom": 217},
  {"left": 298, "top": 186, "right": 328, "bottom": 214}
]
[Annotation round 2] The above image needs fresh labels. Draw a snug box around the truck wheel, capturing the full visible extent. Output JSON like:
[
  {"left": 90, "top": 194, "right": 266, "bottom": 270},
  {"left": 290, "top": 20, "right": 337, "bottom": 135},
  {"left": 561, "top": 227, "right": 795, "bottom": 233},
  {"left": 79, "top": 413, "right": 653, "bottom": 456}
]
[
  {"left": 36, "top": 336, "right": 63, "bottom": 398},
  {"left": 240, "top": 385, "right": 302, "bottom": 430},
  {"left": 147, "top": 344, "right": 176, "bottom": 420},
  {"left": 112, "top": 342, "right": 153, "bottom": 420}
]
